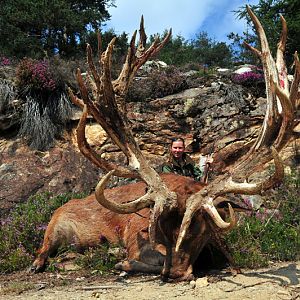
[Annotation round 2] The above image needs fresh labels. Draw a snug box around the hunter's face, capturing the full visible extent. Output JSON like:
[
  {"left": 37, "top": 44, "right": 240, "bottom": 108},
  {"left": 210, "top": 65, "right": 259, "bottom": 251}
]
[{"left": 171, "top": 141, "right": 185, "bottom": 159}]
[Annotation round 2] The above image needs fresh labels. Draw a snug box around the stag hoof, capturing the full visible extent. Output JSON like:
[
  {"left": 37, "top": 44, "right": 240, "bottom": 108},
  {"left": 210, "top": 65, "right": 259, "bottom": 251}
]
[
  {"left": 28, "top": 260, "right": 46, "bottom": 273},
  {"left": 27, "top": 265, "right": 42, "bottom": 274},
  {"left": 115, "top": 260, "right": 131, "bottom": 271}
]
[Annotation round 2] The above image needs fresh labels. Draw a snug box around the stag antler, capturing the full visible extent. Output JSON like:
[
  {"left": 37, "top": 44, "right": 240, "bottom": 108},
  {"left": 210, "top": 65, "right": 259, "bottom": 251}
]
[
  {"left": 69, "top": 17, "right": 177, "bottom": 245},
  {"left": 175, "top": 6, "right": 300, "bottom": 251}
]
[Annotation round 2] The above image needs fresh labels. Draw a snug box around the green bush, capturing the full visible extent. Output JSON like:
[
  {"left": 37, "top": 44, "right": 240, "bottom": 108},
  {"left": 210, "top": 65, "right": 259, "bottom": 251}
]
[
  {"left": 0, "top": 192, "right": 85, "bottom": 274},
  {"left": 226, "top": 170, "right": 300, "bottom": 268},
  {"left": 75, "top": 244, "right": 125, "bottom": 275},
  {"left": 127, "top": 66, "right": 188, "bottom": 101}
]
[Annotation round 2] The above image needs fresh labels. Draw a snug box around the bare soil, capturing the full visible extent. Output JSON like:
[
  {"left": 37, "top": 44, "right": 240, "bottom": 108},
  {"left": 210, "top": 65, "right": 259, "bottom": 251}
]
[{"left": 1, "top": 261, "right": 299, "bottom": 300}]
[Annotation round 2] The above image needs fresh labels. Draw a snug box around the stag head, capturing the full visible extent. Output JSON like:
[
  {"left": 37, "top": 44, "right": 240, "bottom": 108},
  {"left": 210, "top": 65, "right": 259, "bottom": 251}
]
[{"left": 69, "top": 8, "right": 299, "bottom": 280}]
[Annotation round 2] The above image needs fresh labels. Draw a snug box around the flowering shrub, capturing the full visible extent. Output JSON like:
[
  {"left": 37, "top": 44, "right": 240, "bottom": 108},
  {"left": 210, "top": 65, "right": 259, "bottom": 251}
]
[
  {"left": 15, "top": 58, "right": 73, "bottom": 150},
  {"left": 233, "top": 71, "right": 264, "bottom": 83},
  {"left": 0, "top": 192, "right": 86, "bottom": 273},
  {"left": 226, "top": 170, "right": 300, "bottom": 268},
  {"left": 16, "top": 58, "right": 56, "bottom": 92},
  {"left": 0, "top": 56, "right": 11, "bottom": 66}
]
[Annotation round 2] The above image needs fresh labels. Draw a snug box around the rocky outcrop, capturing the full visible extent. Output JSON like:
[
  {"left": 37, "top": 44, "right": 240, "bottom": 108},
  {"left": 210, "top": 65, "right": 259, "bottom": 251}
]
[
  {"left": 0, "top": 139, "right": 99, "bottom": 216},
  {"left": 1, "top": 77, "right": 299, "bottom": 215}
]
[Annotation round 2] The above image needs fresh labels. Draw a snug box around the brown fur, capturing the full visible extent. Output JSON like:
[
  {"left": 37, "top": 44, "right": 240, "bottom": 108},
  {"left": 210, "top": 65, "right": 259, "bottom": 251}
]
[{"left": 32, "top": 173, "right": 233, "bottom": 280}]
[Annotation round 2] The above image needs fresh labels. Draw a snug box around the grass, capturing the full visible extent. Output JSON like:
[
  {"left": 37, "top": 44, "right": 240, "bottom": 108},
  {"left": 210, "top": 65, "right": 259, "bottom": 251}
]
[
  {"left": 0, "top": 79, "right": 17, "bottom": 113},
  {"left": 0, "top": 282, "right": 35, "bottom": 296},
  {"left": 75, "top": 244, "right": 125, "bottom": 275}
]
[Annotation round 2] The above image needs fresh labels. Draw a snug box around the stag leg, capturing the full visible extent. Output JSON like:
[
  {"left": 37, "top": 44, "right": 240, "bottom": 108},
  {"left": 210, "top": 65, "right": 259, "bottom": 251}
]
[
  {"left": 116, "top": 231, "right": 165, "bottom": 274},
  {"left": 115, "top": 244, "right": 165, "bottom": 274},
  {"left": 115, "top": 260, "right": 163, "bottom": 274},
  {"left": 30, "top": 235, "right": 59, "bottom": 272}
]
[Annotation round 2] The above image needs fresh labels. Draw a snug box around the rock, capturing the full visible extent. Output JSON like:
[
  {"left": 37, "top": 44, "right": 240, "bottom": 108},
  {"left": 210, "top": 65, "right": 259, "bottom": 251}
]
[
  {"left": 233, "top": 64, "right": 256, "bottom": 74},
  {"left": 189, "top": 280, "right": 196, "bottom": 288},
  {"left": 140, "top": 60, "right": 168, "bottom": 73},
  {"left": 0, "top": 139, "right": 99, "bottom": 216},
  {"left": 195, "top": 277, "right": 209, "bottom": 288},
  {"left": 217, "top": 68, "right": 231, "bottom": 76},
  {"left": 234, "top": 66, "right": 252, "bottom": 74}
]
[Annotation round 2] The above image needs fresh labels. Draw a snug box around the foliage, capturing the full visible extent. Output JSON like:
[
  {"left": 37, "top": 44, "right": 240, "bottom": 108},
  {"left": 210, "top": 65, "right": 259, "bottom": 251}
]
[
  {"left": 151, "top": 31, "right": 233, "bottom": 68},
  {"left": 154, "top": 33, "right": 194, "bottom": 66},
  {"left": 227, "top": 32, "right": 258, "bottom": 64},
  {"left": 16, "top": 58, "right": 73, "bottom": 150},
  {"left": 149, "top": 67, "right": 188, "bottom": 98},
  {"left": 80, "top": 29, "right": 129, "bottom": 67},
  {"left": 0, "top": 0, "right": 114, "bottom": 58},
  {"left": 0, "top": 192, "right": 86, "bottom": 274},
  {"left": 127, "top": 66, "right": 188, "bottom": 101},
  {"left": 226, "top": 170, "right": 300, "bottom": 268},
  {"left": 75, "top": 244, "right": 125, "bottom": 274},
  {"left": 191, "top": 32, "right": 233, "bottom": 67}
]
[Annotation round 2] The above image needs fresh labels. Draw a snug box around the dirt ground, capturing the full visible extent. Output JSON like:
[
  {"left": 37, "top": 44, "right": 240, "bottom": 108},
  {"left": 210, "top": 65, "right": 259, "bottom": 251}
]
[{"left": 0, "top": 261, "right": 299, "bottom": 300}]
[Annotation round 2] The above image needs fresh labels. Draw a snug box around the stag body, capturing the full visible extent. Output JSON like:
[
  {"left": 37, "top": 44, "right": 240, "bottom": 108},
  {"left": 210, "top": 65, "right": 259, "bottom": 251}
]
[{"left": 32, "top": 174, "right": 235, "bottom": 279}]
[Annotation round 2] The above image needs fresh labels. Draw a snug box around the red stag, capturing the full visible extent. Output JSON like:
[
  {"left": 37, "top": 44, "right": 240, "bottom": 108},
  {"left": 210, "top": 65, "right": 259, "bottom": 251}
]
[{"left": 32, "top": 7, "right": 300, "bottom": 281}]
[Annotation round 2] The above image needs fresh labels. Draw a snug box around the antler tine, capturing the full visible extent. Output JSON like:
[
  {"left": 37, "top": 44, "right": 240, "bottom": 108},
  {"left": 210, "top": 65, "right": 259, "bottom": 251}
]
[
  {"left": 76, "top": 105, "right": 140, "bottom": 178},
  {"left": 246, "top": 5, "right": 271, "bottom": 57},
  {"left": 87, "top": 44, "right": 101, "bottom": 92},
  {"left": 290, "top": 52, "right": 300, "bottom": 109},
  {"left": 277, "top": 15, "right": 287, "bottom": 53},
  {"left": 68, "top": 87, "right": 84, "bottom": 109},
  {"left": 246, "top": 5, "right": 281, "bottom": 151},
  {"left": 220, "top": 147, "right": 284, "bottom": 195},
  {"left": 100, "top": 37, "right": 116, "bottom": 106},
  {"left": 136, "top": 29, "right": 172, "bottom": 70},
  {"left": 271, "top": 76, "right": 294, "bottom": 149},
  {"left": 243, "top": 41, "right": 262, "bottom": 58},
  {"left": 113, "top": 27, "right": 171, "bottom": 96},
  {"left": 97, "top": 31, "right": 102, "bottom": 64},
  {"left": 276, "top": 15, "right": 289, "bottom": 95},
  {"left": 175, "top": 196, "right": 200, "bottom": 252},
  {"left": 95, "top": 170, "right": 154, "bottom": 213},
  {"left": 175, "top": 194, "right": 235, "bottom": 252},
  {"left": 137, "top": 15, "right": 147, "bottom": 58}
]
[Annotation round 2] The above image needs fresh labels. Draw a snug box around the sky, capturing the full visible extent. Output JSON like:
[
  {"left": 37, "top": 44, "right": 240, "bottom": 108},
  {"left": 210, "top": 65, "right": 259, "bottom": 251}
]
[{"left": 103, "top": 0, "right": 260, "bottom": 43}]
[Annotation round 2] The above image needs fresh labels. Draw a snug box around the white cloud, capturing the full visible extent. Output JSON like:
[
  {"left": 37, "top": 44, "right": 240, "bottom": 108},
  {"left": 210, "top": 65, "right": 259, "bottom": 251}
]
[{"left": 104, "top": 0, "right": 259, "bottom": 42}]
